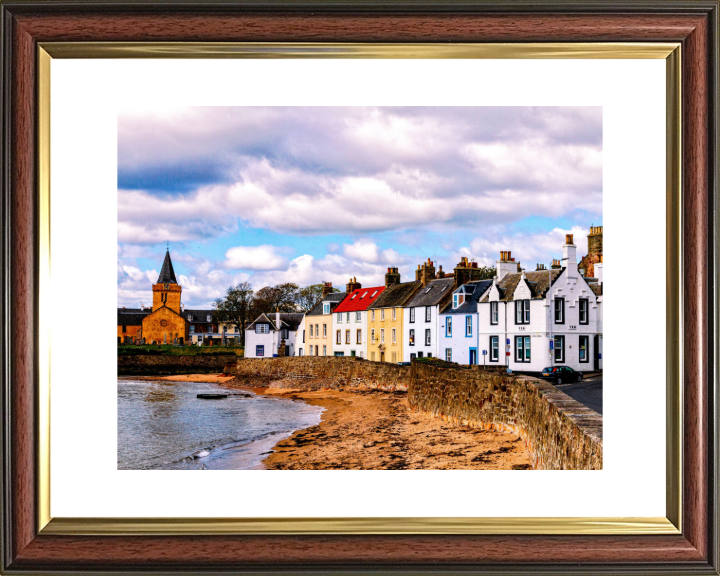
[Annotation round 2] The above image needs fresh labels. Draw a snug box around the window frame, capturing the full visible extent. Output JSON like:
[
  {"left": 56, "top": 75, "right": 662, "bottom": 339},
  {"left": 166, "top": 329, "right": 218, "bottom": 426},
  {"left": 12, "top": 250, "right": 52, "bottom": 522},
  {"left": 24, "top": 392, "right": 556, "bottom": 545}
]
[
  {"left": 554, "top": 297, "right": 565, "bottom": 324},
  {"left": 381, "top": 328, "right": 385, "bottom": 344},
  {"left": 465, "top": 315, "right": 472, "bottom": 337},
  {"left": 409, "top": 329, "right": 415, "bottom": 346},
  {"left": 392, "top": 308, "right": 397, "bottom": 321},
  {"left": 490, "top": 301, "right": 498, "bottom": 325},
  {"left": 425, "top": 306, "right": 432, "bottom": 322},
  {"left": 515, "top": 336, "right": 531, "bottom": 363},
  {"left": 345, "top": 329, "right": 350, "bottom": 344},
  {"left": 579, "top": 298, "right": 589, "bottom": 325},
  {"left": 514, "top": 300, "right": 530, "bottom": 325},
  {"left": 381, "top": 309, "right": 385, "bottom": 321},
  {"left": 445, "top": 348, "right": 452, "bottom": 362},
  {"left": 425, "top": 328, "right": 431, "bottom": 346},
  {"left": 490, "top": 336, "right": 499, "bottom": 362},
  {"left": 356, "top": 329, "right": 362, "bottom": 344},
  {"left": 392, "top": 328, "right": 396, "bottom": 344},
  {"left": 336, "top": 330, "right": 341, "bottom": 345},
  {"left": 256, "top": 345, "right": 264, "bottom": 357},
  {"left": 446, "top": 317, "right": 452, "bottom": 337},
  {"left": 323, "top": 303, "right": 330, "bottom": 315},
  {"left": 554, "top": 335, "right": 565, "bottom": 363},
  {"left": 579, "top": 335, "right": 590, "bottom": 363},
  {"left": 410, "top": 307, "right": 415, "bottom": 323},
  {"left": 356, "top": 311, "right": 361, "bottom": 322}
]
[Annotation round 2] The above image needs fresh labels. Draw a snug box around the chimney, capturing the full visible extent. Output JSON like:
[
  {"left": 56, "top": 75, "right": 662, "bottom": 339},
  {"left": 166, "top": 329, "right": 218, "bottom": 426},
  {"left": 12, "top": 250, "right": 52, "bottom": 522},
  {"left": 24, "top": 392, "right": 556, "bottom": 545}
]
[
  {"left": 562, "top": 234, "right": 578, "bottom": 278},
  {"left": 385, "top": 267, "right": 401, "bottom": 287},
  {"left": 346, "top": 277, "right": 361, "bottom": 293},
  {"left": 595, "top": 254, "right": 604, "bottom": 285},
  {"left": 416, "top": 258, "right": 436, "bottom": 287},
  {"left": 551, "top": 258, "right": 562, "bottom": 269},
  {"left": 496, "top": 250, "right": 518, "bottom": 280},
  {"left": 437, "top": 265, "right": 444, "bottom": 278},
  {"left": 275, "top": 308, "right": 281, "bottom": 332},
  {"left": 322, "top": 281, "right": 333, "bottom": 298},
  {"left": 536, "top": 263, "right": 546, "bottom": 271}
]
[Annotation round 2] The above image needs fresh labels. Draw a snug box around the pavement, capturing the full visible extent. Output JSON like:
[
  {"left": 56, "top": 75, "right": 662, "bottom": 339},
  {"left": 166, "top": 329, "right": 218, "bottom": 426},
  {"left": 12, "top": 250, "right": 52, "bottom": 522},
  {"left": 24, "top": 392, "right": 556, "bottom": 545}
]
[{"left": 554, "top": 374, "right": 603, "bottom": 415}]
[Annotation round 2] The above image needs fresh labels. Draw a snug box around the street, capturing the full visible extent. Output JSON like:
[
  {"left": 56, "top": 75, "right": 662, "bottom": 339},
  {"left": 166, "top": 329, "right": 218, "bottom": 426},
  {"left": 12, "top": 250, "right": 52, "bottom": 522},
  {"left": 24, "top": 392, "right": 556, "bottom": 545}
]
[{"left": 555, "top": 374, "right": 603, "bottom": 415}]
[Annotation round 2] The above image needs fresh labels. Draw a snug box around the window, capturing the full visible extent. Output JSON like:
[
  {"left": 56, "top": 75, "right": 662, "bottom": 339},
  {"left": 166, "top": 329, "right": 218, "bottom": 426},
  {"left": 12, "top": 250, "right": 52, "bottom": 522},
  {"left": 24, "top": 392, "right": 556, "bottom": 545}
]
[
  {"left": 392, "top": 308, "right": 397, "bottom": 321},
  {"left": 425, "top": 306, "right": 431, "bottom": 322},
  {"left": 446, "top": 317, "right": 452, "bottom": 337},
  {"left": 323, "top": 303, "right": 330, "bottom": 314},
  {"left": 372, "top": 290, "right": 378, "bottom": 297},
  {"left": 281, "top": 329, "right": 289, "bottom": 340},
  {"left": 323, "top": 346, "right": 327, "bottom": 356},
  {"left": 554, "top": 298, "right": 565, "bottom": 324},
  {"left": 409, "top": 329, "right": 415, "bottom": 346},
  {"left": 256, "top": 324, "right": 269, "bottom": 334},
  {"left": 356, "top": 329, "right": 362, "bottom": 344},
  {"left": 515, "top": 336, "right": 531, "bottom": 362},
  {"left": 323, "top": 324, "right": 327, "bottom": 337},
  {"left": 346, "top": 312, "right": 350, "bottom": 323},
  {"left": 315, "top": 345, "right": 319, "bottom": 356},
  {"left": 381, "top": 329, "right": 385, "bottom": 344},
  {"left": 392, "top": 328, "right": 396, "bottom": 344},
  {"left": 188, "top": 314, "right": 193, "bottom": 321},
  {"left": 453, "top": 294, "right": 458, "bottom": 309},
  {"left": 309, "top": 324, "right": 314, "bottom": 337},
  {"left": 515, "top": 300, "right": 530, "bottom": 324},
  {"left": 371, "top": 310, "right": 375, "bottom": 322},
  {"left": 579, "top": 335, "right": 589, "bottom": 363},
  {"left": 381, "top": 309, "right": 385, "bottom": 321},
  {"left": 299, "top": 348, "right": 304, "bottom": 356},
  {"left": 256, "top": 345, "right": 264, "bottom": 357},
  {"left": 207, "top": 315, "right": 212, "bottom": 322},
  {"left": 302, "top": 329, "right": 305, "bottom": 343},
  {"left": 465, "top": 316, "right": 472, "bottom": 336},
  {"left": 490, "top": 336, "right": 499, "bottom": 362},
  {"left": 308, "top": 345, "right": 313, "bottom": 356},
  {"left": 410, "top": 353, "right": 416, "bottom": 360},
  {"left": 315, "top": 324, "right": 319, "bottom": 337},
  {"left": 371, "top": 329, "right": 375, "bottom": 343},
  {"left": 121, "top": 325, "right": 127, "bottom": 333},
  {"left": 336, "top": 330, "right": 341, "bottom": 344},
  {"left": 445, "top": 348, "right": 452, "bottom": 362},
  {"left": 356, "top": 311, "right": 361, "bottom": 322},
  {"left": 554, "top": 335, "right": 565, "bottom": 363},
  {"left": 410, "top": 308, "right": 415, "bottom": 323},
  {"left": 337, "top": 313, "right": 342, "bottom": 323},
  {"left": 490, "top": 302, "right": 498, "bottom": 325},
  {"left": 371, "top": 352, "right": 375, "bottom": 361},
  {"left": 425, "top": 329, "right": 431, "bottom": 346},
  {"left": 579, "top": 298, "right": 589, "bottom": 324},
  {"left": 189, "top": 325, "right": 195, "bottom": 333},
  {"left": 345, "top": 330, "right": 350, "bottom": 344},
  {"left": 418, "top": 352, "right": 424, "bottom": 358}
]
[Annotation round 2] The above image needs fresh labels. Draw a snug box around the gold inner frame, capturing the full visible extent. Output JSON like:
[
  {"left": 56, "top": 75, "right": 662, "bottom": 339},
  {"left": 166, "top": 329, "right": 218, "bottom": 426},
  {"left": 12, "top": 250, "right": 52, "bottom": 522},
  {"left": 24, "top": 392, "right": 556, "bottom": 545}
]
[{"left": 36, "top": 42, "right": 682, "bottom": 536}]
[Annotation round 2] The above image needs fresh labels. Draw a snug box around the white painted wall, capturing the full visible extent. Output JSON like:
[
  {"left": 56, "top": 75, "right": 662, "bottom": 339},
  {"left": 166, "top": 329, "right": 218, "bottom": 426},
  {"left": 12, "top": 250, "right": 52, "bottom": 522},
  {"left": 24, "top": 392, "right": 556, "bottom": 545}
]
[
  {"left": 438, "top": 312, "right": 480, "bottom": 365},
  {"left": 402, "top": 305, "right": 441, "bottom": 361},
  {"left": 244, "top": 322, "right": 298, "bottom": 358},
  {"left": 331, "top": 310, "right": 367, "bottom": 357}
]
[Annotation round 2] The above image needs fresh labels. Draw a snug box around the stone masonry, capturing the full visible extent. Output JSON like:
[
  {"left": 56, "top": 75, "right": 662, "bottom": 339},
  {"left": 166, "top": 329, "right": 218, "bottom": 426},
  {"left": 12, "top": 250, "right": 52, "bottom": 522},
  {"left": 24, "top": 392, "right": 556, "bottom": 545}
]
[{"left": 231, "top": 357, "right": 602, "bottom": 470}]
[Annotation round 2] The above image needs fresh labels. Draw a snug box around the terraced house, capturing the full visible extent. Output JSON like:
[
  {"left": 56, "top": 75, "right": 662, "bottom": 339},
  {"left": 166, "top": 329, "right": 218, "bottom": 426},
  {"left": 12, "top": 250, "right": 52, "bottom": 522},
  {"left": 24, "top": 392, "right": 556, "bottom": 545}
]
[
  {"left": 439, "top": 279, "right": 494, "bottom": 365},
  {"left": 367, "top": 268, "right": 420, "bottom": 363},
  {"left": 331, "top": 278, "right": 385, "bottom": 357},
  {"left": 297, "top": 283, "right": 346, "bottom": 357},
  {"left": 475, "top": 235, "right": 602, "bottom": 373}
]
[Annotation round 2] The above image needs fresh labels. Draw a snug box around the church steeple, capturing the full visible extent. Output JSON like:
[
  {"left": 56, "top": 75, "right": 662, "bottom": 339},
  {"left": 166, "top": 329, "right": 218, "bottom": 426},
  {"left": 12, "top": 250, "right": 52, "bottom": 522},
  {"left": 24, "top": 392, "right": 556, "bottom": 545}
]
[{"left": 157, "top": 249, "right": 177, "bottom": 284}]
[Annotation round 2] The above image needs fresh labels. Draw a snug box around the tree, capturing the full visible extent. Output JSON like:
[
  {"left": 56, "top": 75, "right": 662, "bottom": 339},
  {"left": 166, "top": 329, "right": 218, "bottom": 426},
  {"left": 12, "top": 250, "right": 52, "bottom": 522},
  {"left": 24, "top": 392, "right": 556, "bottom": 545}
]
[
  {"left": 296, "top": 283, "right": 338, "bottom": 312},
  {"left": 251, "top": 282, "right": 300, "bottom": 317},
  {"left": 475, "top": 266, "right": 497, "bottom": 280},
  {"left": 213, "top": 282, "right": 254, "bottom": 346}
]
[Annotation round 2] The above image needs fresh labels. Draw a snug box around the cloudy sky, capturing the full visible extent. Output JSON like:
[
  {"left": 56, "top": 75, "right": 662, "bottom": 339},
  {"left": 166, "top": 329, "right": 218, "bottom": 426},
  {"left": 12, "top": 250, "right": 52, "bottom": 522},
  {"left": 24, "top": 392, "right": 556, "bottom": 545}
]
[{"left": 117, "top": 106, "right": 602, "bottom": 308}]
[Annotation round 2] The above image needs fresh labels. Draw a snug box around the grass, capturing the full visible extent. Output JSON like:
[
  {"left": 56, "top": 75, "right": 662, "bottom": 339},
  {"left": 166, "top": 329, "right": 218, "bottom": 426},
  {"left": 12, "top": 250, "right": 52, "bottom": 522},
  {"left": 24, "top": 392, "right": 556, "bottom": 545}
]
[{"left": 118, "top": 344, "right": 244, "bottom": 357}]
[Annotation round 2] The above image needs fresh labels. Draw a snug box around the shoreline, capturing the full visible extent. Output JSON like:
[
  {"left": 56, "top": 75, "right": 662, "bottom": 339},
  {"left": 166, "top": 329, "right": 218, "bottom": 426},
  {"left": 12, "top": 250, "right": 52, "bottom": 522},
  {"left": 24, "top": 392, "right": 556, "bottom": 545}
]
[
  {"left": 119, "top": 373, "right": 235, "bottom": 384},
  {"left": 224, "top": 382, "right": 532, "bottom": 470}
]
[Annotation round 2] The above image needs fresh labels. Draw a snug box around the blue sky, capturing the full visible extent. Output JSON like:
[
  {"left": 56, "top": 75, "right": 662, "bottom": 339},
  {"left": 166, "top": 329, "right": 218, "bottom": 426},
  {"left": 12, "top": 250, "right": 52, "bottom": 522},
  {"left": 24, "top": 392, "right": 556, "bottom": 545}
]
[{"left": 117, "top": 106, "right": 602, "bottom": 308}]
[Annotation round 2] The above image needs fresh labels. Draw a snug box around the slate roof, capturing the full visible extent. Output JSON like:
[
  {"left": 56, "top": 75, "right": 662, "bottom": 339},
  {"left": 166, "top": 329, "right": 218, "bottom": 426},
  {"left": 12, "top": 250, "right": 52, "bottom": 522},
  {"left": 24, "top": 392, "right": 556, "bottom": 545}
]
[
  {"left": 157, "top": 250, "right": 178, "bottom": 284},
  {"left": 247, "top": 312, "right": 304, "bottom": 331},
  {"left": 306, "top": 291, "right": 348, "bottom": 316},
  {"left": 443, "top": 280, "right": 493, "bottom": 315},
  {"left": 404, "top": 277, "right": 455, "bottom": 308},
  {"left": 479, "top": 270, "right": 562, "bottom": 303},
  {"left": 117, "top": 309, "right": 150, "bottom": 325},
  {"left": 334, "top": 286, "right": 386, "bottom": 313},
  {"left": 368, "top": 281, "right": 421, "bottom": 309},
  {"left": 182, "top": 309, "right": 215, "bottom": 323}
]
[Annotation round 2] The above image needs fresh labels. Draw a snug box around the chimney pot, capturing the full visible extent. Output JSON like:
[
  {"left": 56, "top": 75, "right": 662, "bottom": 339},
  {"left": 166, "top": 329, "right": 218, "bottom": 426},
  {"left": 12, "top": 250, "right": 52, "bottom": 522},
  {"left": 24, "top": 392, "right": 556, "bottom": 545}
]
[{"left": 566, "top": 234, "right": 574, "bottom": 244}]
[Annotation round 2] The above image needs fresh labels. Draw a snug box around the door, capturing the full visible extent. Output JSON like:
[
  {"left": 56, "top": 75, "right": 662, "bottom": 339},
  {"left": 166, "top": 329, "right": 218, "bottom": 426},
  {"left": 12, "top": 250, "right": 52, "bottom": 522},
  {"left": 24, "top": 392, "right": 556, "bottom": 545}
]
[
  {"left": 351, "top": 350, "right": 356, "bottom": 357},
  {"left": 469, "top": 348, "right": 477, "bottom": 365},
  {"left": 380, "top": 352, "right": 385, "bottom": 362},
  {"left": 593, "top": 334, "right": 599, "bottom": 370}
]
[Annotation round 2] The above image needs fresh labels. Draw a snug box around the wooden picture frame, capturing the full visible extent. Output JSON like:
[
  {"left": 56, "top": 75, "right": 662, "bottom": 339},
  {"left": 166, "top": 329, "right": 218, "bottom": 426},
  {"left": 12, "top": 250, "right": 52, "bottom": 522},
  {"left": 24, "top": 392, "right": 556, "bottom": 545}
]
[{"left": 1, "top": 1, "right": 718, "bottom": 573}]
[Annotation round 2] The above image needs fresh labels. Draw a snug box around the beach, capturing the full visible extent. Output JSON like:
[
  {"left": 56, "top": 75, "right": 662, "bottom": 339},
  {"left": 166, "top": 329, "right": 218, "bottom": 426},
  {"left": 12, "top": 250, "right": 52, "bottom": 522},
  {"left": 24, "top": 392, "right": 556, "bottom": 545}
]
[{"left": 227, "top": 385, "right": 532, "bottom": 470}]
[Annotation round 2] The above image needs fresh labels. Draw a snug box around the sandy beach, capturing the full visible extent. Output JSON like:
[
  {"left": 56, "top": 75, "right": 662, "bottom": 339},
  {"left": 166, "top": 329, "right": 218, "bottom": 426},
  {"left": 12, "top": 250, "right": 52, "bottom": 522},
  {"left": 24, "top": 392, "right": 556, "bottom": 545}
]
[
  {"left": 121, "top": 373, "right": 235, "bottom": 384},
  {"left": 227, "top": 385, "right": 532, "bottom": 470}
]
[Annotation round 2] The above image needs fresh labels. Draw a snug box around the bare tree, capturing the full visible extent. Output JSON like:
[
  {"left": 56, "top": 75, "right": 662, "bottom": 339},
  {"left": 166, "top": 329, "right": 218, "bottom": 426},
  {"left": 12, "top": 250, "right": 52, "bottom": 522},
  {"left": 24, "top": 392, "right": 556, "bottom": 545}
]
[{"left": 213, "top": 282, "right": 254, "bottom": 346}]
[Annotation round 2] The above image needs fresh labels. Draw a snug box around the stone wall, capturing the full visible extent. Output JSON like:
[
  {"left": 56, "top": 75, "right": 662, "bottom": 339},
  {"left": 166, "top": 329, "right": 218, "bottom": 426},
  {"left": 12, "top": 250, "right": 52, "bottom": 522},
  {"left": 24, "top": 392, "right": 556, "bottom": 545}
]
[
  {"left": 233, "top": 356, "right": 410, "bottom": 392},
  {"left": 408, "top": 362, "right": 602, "bottom": 470},
  {"left": 229, "top": 357, "right": 602, "bottom": 470},
  {"left": 118, "top": 354, "right": 237, "bottom": 376}
]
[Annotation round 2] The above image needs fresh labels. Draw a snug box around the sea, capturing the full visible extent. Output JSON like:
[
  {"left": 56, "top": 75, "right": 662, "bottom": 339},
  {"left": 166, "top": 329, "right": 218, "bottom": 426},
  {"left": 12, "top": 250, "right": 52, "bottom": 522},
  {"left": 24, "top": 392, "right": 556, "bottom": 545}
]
[{"left": 117, "top": 379, "right": 323, "bottom": 470}]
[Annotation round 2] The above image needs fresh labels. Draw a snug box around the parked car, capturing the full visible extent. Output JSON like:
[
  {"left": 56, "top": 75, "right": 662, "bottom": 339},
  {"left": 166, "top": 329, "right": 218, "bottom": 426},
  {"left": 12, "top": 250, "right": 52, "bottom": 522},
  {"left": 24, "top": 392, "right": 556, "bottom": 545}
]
[{"left": 541, "top": 366, "right": 583, "bottom": 385}]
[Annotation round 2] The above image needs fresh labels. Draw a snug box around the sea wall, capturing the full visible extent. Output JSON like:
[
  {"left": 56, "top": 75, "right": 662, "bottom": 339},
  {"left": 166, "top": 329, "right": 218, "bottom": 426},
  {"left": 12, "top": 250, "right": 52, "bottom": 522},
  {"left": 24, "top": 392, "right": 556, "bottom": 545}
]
[
  {"left": 118, "top": 354, "right": 237, "bottom": 376},
  {"left": 233, "top": 356, "right": 409, "bottom": 392},
  {"left": 408, "top": 362, "right": 602, "bottom": 470},
  {"left": 229, "top": 357, "right": 602, "bottom": 470}
]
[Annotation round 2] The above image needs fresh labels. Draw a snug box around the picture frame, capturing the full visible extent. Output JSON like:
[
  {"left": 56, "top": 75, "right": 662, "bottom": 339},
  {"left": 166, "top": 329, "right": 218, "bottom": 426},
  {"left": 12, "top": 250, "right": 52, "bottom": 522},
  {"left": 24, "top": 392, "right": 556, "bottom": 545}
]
[{"left": 1, "top": 1, "right": 717, "bottom": 573}]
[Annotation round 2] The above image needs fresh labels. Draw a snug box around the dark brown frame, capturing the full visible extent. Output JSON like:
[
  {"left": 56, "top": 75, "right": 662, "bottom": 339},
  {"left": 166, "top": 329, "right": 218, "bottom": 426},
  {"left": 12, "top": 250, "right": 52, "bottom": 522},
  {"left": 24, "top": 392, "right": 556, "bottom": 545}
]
[{"left": 1, "top": 2, "right": 718, "bottom": 573}]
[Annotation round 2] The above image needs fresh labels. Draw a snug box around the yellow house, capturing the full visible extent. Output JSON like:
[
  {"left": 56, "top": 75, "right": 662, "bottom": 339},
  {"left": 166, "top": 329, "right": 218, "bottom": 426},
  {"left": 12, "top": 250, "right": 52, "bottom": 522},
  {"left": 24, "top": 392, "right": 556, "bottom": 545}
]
[
  {"left": 301, "top": 285, "right": 347, "bottom": 356},
  {"left": 367, "top": 269, "right": 420, "bottom": 363}
]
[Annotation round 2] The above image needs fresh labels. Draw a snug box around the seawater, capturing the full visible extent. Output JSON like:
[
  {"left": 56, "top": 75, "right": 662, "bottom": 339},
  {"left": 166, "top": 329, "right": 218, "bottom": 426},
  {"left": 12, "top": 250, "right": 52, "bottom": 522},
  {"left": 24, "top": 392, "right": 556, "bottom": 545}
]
[{"left": 117, "top": 379, "right": 323, "bottom": 470}]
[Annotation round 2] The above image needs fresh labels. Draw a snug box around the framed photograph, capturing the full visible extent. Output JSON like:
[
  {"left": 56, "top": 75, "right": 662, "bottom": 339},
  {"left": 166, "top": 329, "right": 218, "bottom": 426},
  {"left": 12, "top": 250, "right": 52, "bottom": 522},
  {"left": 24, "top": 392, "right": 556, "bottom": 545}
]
[{"left": 1, "top": 1, "right": 718, "bottom": 574}]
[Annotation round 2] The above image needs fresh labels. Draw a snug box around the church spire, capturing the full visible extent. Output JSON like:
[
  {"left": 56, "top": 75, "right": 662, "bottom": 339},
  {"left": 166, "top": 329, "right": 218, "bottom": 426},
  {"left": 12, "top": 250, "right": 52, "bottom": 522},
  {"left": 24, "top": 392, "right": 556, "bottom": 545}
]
[{"left": 157, "top": 249, "right": 177, "bottom": 284}]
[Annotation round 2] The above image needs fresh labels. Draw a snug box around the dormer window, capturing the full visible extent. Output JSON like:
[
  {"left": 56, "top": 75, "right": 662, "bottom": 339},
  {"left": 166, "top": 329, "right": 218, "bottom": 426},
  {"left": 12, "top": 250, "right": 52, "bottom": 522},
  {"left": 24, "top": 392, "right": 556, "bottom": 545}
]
[
  {"left": 188, "top": 314, "right": 193, "bottom": 321},
  {"left": 323, "top": 303, "right": 330, "bottom": 314},
  {"left": 207, "top": 315, "right": 212, "bottom": 322}
]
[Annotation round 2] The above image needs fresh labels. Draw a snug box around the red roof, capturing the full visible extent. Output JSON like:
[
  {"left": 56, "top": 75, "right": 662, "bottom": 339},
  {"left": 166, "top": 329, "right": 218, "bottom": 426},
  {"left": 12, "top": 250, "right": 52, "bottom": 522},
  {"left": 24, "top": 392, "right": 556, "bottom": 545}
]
[{"left": 333, "top": 286, "right": 386, "bottom": 313}]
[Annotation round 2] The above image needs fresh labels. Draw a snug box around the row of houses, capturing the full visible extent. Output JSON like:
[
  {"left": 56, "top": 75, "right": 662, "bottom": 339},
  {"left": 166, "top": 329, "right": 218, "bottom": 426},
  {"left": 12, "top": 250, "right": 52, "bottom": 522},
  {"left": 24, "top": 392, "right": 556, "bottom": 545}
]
[{"left": 245, "top": 230, "right": 604, "bottom": 373}]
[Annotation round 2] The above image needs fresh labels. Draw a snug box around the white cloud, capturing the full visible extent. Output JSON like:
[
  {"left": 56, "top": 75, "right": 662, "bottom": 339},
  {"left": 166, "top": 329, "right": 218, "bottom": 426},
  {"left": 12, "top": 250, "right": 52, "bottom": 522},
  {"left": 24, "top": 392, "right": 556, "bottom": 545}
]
[{"left": 224, "top": 244, "right": 289, "bottom": 271}]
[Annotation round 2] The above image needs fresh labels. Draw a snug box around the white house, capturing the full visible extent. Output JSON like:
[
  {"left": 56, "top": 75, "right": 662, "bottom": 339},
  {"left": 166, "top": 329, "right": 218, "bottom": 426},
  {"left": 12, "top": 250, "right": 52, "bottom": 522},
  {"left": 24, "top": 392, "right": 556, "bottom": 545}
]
[
  {"left": 475, "top": 236, "right": 602, "bottom": 374},
  {"left": 244, "top": 311, "right": 304, "bottom": 358},
  {"left": 402, "top": 276, "right": 454, "bottom": 361},
  {"left": 438, "top": 280, "right": 493, "bottom": 365},
  {"left": 331, "top": 280, "right": 385, "bottom": 357}
]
